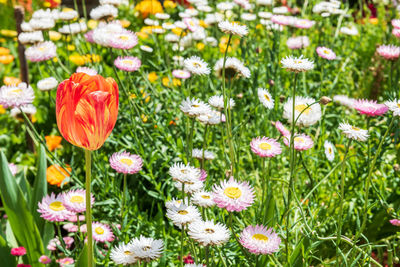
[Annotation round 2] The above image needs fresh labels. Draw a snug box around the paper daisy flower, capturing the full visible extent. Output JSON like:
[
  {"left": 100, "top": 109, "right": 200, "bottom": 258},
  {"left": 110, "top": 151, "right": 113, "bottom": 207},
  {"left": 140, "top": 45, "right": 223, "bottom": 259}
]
[
  {"left": 25, "top": 41, "right": 57, "bottom": 62},
  {"left": 37, "top": 193, "right": 75, "bottom": 222},
  {"left": 250, "top": 137, "right": 282, "bottom": 158},
  {"left": 199, "top": 169, "right": 207, "bottom": 181},
  {"left": 109, "top": 30, "right": 138, "bottom": 50},
  {"left": 184, "top": 56, "right": 210, "bottom": 75},
  {"left": 165, "top": 198, "right": 188, "bottom": 209},
  {"left": 294, "top": 19, "right": 315, "bottom": 29},
  {"left": 333, "top": 95, "right": 356, "bottom": 108},
  {"left": 39, "top": 255, "right": 51, "bottom": 264},
  {"left": 8, "top": 163, "right": 18, "bottom": 176},
  {"left": 257, "top": 88, "right": 274, "bottom": 109},
  {"left": 175, "top": 179, "right": 204, "bottom": 194},
  {"left": 110, "top": 243, "right": 137, "bottom": 265},
  {"left": 37, "top": 77, "right": 58, "bottom": 91},
  {"left": 57, "top": 257, "right": 75, "bottom": 266},
  {"left": 114, "top": 56, "right": 141, "bottom": 72},
  {"left": 339, "top": 122, "right": 369, "bottom": 142},
  {"left": 339, "top": 26, "right": 358, "bottom": 36},
  {"left": 390, "top": 219, "right": 400, "bottom": 226},
  {"left": 392, "top": 19, "right": 400, "bottom": 29},
  {"left": 393, "top": 28, "right": 400, "bottom": 38},
  {"left": 76, "top": 67, "right": 98, "bottom": 76},
  {"left": 62, "top": 189, "right": 94, "bottom": 213},
  {"left": 218, "top": 21, "right": 248, "bottom": 37},
  {"left": 172, "top": 69, "right": 191, "bottom": 79},
  {"left": 385, "top": 99, "right": 400, "bottom": 116},
  {"left": 275, "top": 121, "right": 290, "bottom": 136},
  {"left": 192, "top": 191, "right": 214, "bottom": 207},
  {"left": 90, "top": 4, "right": 118, "bottom": 20},
  {"left": 214, "top": 57, "right": 251, "bottom": 79},
  {"left": 188, "top": 220, "right": 230, "bottom": 246},
  {"left": 92, "top": 222, "right": 114, "bottom": 242},
  {"left": 354, "top": 99, "right": 388, "bottom": 117},
  {"left": 283, "top": 134, "right": 314, "bottom": 151},
  {"left": 169, "top": 162, "right": 201, "bottom": 183},
  {"left": 0, "top": 82, "right": 35, "bottom": 108},
  {"left": 140, "top": 45, "right": 153, "bottom": 53},
  {"left": 180, "top": 97, "right": 212, "bottom": 117},
  {"left": 281, "top": 55, "right": 314, "bottom": 72},
  {"left": 212, "top": 177, "right": 255, "bottom": 212},
  {"left": 208, "top": 95, "right": 235, "bottom": 110},
  {"left": 166, "top": 204, "right": 201, "bottom": 226},
  {"left": 377, "top": 45, "right": 400, "bottom": 60},
  {"left": 239, "top": 225, "right": 281, "bottom": 255},
  {"left": 234, "top": 0, "right": 251, "bottom": 10},
  {"left": 129, "top": 236, "right": 164, "bottom": 262},
  {"left": 324, "top": 140, "right": 335, "bottom": 162},
  {"left": 283, "top": 96, "right": 321, "bottom": 127},
  {"left": 286, "top": 36, "right": 310, "bottom": 50},
  {"left": 192, "top": 148, "right": 216, "bottom": 160},
  {"left": 316, "top": 46, "right": 336, "bottom": 60},
  {"left": 197, "top": 109, "right": 225, "bottom": 125},
  {"left": 109, "top": 151, "right": 143, "bottom": 174},
  {"left": 18, "top": 31, "right": 43, "bottom": 44}
]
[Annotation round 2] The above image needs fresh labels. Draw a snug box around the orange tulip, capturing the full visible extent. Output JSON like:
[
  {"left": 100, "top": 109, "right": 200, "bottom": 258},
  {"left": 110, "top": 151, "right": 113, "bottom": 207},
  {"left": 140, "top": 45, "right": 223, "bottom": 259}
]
[{"left": 56, "top": 73, "right": 119, "bottom": 151}]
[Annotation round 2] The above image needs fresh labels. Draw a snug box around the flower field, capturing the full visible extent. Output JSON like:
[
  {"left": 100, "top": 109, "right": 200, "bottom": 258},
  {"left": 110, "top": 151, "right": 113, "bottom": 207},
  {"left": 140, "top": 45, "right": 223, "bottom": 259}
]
[{"left": 0, "top": 0, "right": 400, "bottom": 266}]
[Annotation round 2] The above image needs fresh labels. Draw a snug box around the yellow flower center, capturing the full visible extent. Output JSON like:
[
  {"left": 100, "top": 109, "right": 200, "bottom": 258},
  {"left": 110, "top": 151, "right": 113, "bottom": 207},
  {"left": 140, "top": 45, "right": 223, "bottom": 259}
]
[
  {"left": 328, "top": 147, "right": 332, "bottom": 154},
  {"left": 205, "top": 228, "right": 215, "bottom": 234},
  {"left": 264, "top": 94, "right": 270, "bottom": 101},
  {"left": 124, "top": 250, "right": 133, "bottom": 255},
  {"left": 224, "top": 187, "right": 242, "bottom": 199},
  {"left": 39, "top": 46, "right": 46, "bottom": 51},
  {"left": 351, "top": 126, "right": 360, "bottom": 131},
  {"left": 201, "top": 195, "right": 210, "bottom": 199},
  {"left": 295, "top": 104, "right": 311, "bottom": 115},
  {"left": 122, "top": 59, "right": 134, "bottom": 66},
  {"left": 294, "top": 60, "right": 302, "bottom": 64},
  {"left": 178, "top": 210, "right": 188, "bottom": 215},
  {"left": 119, "top": 35, "right": 130, "bottom": 40},
  {"left": 192, "top": 104, "right": 200, "bottom": 108},
  {"left": 193, "top": 62, "right": 201, "bottom": 67},
  {"left": 70, "top": 195, "right": 84, "bottom": 203},
  {"left": 294, "top": 137, "right": 304, "bottom": 143},
  {"left": 9, "top": 89, "right": 22, "bottom": 95},
  {"left": 397, "top": 103, "right": 400, "bottom": 108},
  {"left": 323, "top": 49, "right": 330, "bottom": 54},
  {"left": 259, "top": 142, "right": 271, "bottom": 150},
  {"left": 252, "top": 233, "right": 269, "bottom": 242},
  {"left": 142, "top": 246, "right": 151, "bottom": 251},
  {"left": 120, "top": 158, "right": 133, "bottom": 166},
  {"left": 95, "top": 227, "right": 104, "bottom": 235},
  {"left": 49, "top": 201, "right": 65, "bottom": 211}
]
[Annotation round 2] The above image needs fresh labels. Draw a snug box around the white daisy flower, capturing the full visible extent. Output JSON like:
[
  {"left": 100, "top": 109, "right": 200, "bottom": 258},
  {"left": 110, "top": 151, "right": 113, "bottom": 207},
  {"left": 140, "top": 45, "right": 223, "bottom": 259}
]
[
  {"left": 184, "top": 56, "right": 211, "bottom": 75},
  {"left": 192, "top": 148, "right": 216, "bottom": 160},
  {"left": 169, "top": 162, "right": 201, "bottom": 183},
  {"left": 140, "top": 45, "right": 153, "bottom": 53},
  {"left": 273, "top": 6, "right": 289, "bottom": 14},
  {"left": 180, "top": 97, "right": 212, "bottom": 117},
  {"left": 58, "top": 21, "right": 87, "bottom": 35},
  {"left": 256, "top": 0, "right": 272, "bottom": 5},
  {"left": 59, "top": 10, "right": 78, "bottom": 21},
  {"left": 385, "top": 99, "right": 400, "bottom": 116},
  {"left": 162, "top": 22, "right": 176, "bottom": 30},
  {"left": 340, "top": 25, "right": 358, "bottom": 36},
  {"left": 92, "top": 22, "right": 125, "bottom": 47},
  {"left": 76, "top": 67, "right": 98, "bottom": 76},
  {"left": 165, "top": 198, "right": 188, "bottom": 210},
  {"left": 175, "top": 179, "right": 204, "bottom": 194},
  {"left": 218, "top": 20, "right": 248, "bottom": 37},
  {"left": 110, "top": 243, "right": 136, "bottom": 265},
  {"left": 205, "top": 37, "right": 218, "bottom": 46},
  {"left": 217, "top": 2, "right": 234, "bottom": 11},
  {"left": 155, "top": 13, "right": 170, "bottom": 20},
  {"left": 165, "top": 33, "right": 180, "bottom": 43},
  {"left": 286, "top": 36, "right": 310, "bottom": 50},
  {"left": 197, "top": 5, "right": 212, "bottom": 12},
  {"left": 0, "top": 82, "right": 35, "bottom": 108},
  {"left": 333, "top": 95, "right": 355, "bottom": 108},
  {"left": 37, "top": 77, "right": 58, "bottom": 91},
  {"left": 197, "top": 109, "right": 225, "bottom": 125},
  {"left": 281, "top": 55, "right": 314, "bottom": 72},
  {"left": 339, "top": 122, "right": 369, "bottom": 142},
  {"left": 100, "top": 0, "right": 128, "bottom": 6},
  {"left": 166, "top": 204, "right": 201, "bottom": 226},
  {"left": 283, "top": 96, "right": 321, "bottom": 127},
  {"left": 90, "top": 4, "right": 118, "bottom": 20},
  {"left": 257, "top": 88, "right": 274, "bottom": 109},
  {"left": 324, "top": 140, "right": 335, "bottom": 162},
  {"left": 10, "top": 104, "right": 37, "bottom": 118},
  {"left": 188, "top": 220, "right": 230, "bottom": 246},
  {"left": 192, "top": 191, "right": 214, "bottom": 207},
  {"left": 29, "top": 18, "right": 55, "bottom": 30},
  {"left": 241, "top": 13, "right": 257, "bottom": 21},
  {"left": 129, "top": 236, "right": 164, "bottom": 262},
  {"left": 208, "top": 95, "right": 235, "bottom": 110},
  {"left": 21, "top": 22, "right": 33, "bottom": 32},
  {"left": 18, "top": 31, "right": 43, "bottom": 44},
  {"left": 214, "top": 57, "right": 251, "bottom": 79},
  {"left": 258, "top": 11, "right": 272, "bottom": 19}
]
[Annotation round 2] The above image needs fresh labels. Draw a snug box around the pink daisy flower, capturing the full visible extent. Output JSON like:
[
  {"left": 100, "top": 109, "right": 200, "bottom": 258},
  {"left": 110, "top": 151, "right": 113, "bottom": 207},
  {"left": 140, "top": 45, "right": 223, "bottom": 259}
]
[
  {"left": 250, "top": 137, "right": 282, "bottom": 157},
  {"left": 25, "top": 41, "right": 57, "bottom": 62},
  {"left": 316, "top": 46, "right": 336, "bottom": 60},
  {"left": 294, "top": 19, "right": 315, "bottom": 29},
  {"left": 283, "top": 134, "right": 314, "bottom": 151},
  {"left": 183, "top": 17, "right": 200, "bottom": 32},
  {"left": 76, "top": 66, "right": 97, "bottom": 76},
  {"left": 199, "top": 169, "right": 207, "bottom": 181},
  {"left": 109, "top": 30, "right": 138, "bottom": 49},
  {"left": 271, "top": 15, "right": 293, "bottom": 26},
  {"left": 377, "top": 45, "right": 400, "bottom": 60},
  {"left": 172, "top": 69, "right": 191, "bottom": 79},
  {"left": 239, "top": 225, "right": 281, "bottom": 255},
  {"left": 212, "top": 177, "right": 255, "bottom": 212},
  {"left": 353, "top": 99, "right": 388, "bottom": 117},
  {"left": 37, "top": 193, "right": 75, "bottom": 222},
  {"left": 390, "top": 219, "right": 400, "bottom": 226},
  {"left": 92, "top": 222, "right": 115, "bottom": 243},
  {"left": 11, "top": 247, "right": 26, "bottom": 256},
  {"left": 109, "top": 151, "right": 143, "bottom": 174},
  {"left": 8, "top": 163, "right": 18, "bottom": 176},
  {"left": 392, "top": 28, "right": 400, "bottom": 38},
  {"left": 392, "top": 19, "right": 400, "bottom": 29},
  {"left": 275, "top": 121, "right": 290, "bottom": 136},
  {"left": 84, "top": 30, "right": 94, "bottom": 43},
  {"left": 114, "top": 56, "right": 141, "bottom": 72},
  {"left": 57, "top": 257, "right": 75, "bottom": 267},
  {"left": 63, "top": 223, "right": 78, "bottom": 232},
  {"left": 38, "top": 255, "right": 51, "bottom": 264},
  {"left": 62, "top": 189, "right": 94, "bottom": 213},
  {"left": 67, "top": 214, "right": 85, "bottom": 222}
]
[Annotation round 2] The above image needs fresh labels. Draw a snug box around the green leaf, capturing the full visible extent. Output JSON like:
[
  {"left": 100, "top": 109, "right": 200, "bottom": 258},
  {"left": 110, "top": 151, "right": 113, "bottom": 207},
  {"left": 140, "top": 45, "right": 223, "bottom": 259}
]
[
  {"left": 76, "top": 244, "right": 88, "bottom": 267},
  {"left": 0, "top": 150, "right": 45, "bottom": 267},
  {"left": 15, "top": 171, "right": 31, "bottom": 203},
  {"left": 0, "top": 235, "right": 16, "bottom": 266}
]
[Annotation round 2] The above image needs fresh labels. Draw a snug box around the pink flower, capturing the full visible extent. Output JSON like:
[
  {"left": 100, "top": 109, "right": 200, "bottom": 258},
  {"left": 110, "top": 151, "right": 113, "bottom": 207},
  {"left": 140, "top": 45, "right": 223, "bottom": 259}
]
[
  {"left": 212, "top": 177, "right": 255, "bottom": 212},
  {"left": 37, "top": 193, "right": 75, "bottom": 222},
  {"left": 17, "top": 264, "right": 31, "bottom": 267},
  {"left": 294, "top": 19, "right": 315, "bottom": 29},
  {"left": 239, "top": 225, "right": 281, "bottom": 255},
  {"left": 114, "top": 56, "right": 141, "bottom": 72},
  {"left": 57, "top": 257, "right": 75, "bottom": 266},
  {"left": 8, "top": 163, "right": 18, "bottom": 176},
  {"left": 172, "top": 69, "right": 191, "bottom": 79},
  {"left": 283, "top": 134, "right": 314, "bottom": 151},
  {"left": 316, "top": 47, "right": 336, "bottom": 60},
  {"left": 250, "top": 137, "right": 282, "bottom": 157},
  {"left": 39, "top": 255, "right": 51, "bottom": 264},
  {"left": 109, "top": 30, "right": 138, "bottom": 49},
  {"left": 84, "top": 30, "right": 94, "bottom": 43},
  {"left": 62, "top": 189, "right": 94, "bottom": 213},
  {"left": 271, "top": 15, "right": 294, "bottom": 26},
  {"left": 377, "top": 45, "right": 400, "bottom": 60},
  {"left": 109, "top": 151, "right": 143, "bottom": 174},
  {"left": 92, "top": 222, "right": 114, "bottom": 242},
  {"left": 390, "top": 219, "right": 400, "bottom": 226},
  {"left": 275, "top": 121, "right": 290, "bottom": 136},
  {"left": 393, "top": 28, "right": 400, "bottom": 38},
  {"left": 353, "top": 99, "right": 388, "bottom": 117},
  {"left": 11, "top": 247, "right": 26, "bottom": 256},
  {"left": 392, "top": 19, "right": 400, "bottom": 29},
  {"left": 63, "top": 223, "right": 78, "bottom": 232},
  {"left": 67, "top": 214, "right": 85, "bottom": 222},
  {"left": 199, "top": 169, "right": 207, "bottom": 181}
]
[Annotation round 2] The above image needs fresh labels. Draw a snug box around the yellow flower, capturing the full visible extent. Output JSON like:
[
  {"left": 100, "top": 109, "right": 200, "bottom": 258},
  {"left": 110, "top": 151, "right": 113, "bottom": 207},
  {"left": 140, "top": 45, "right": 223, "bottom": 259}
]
[
  {"left": 369, "top": 18, "right": 379, "bottom": 25},
  {"left": 172, "top": 78, "right": 181, "bottom": 86},
  {"left": 0, "top": 105, "right": 5, "bottom": 114},
  {"left": 135, "top": 0, "right": 163, "bottom": 18},
  {"left": 148, "top": 72, "right": 158, "bottom": 82},
  {"left": 199, "top": 20, "right": 208, "bottom": 28},
  {"left": 0, "top": 55, "right": 14, "bottom": 64},
  {"left": 141, "top": 26, "right": 154, "bottom": 34},
  {"left": 145, "top": 95, "right": 150, "bottom": 103},
  {"left": 49, "top": 31, "right": 62, "bottom": 41},
  {"left": 130, "top": 93, "right": 137, "bottom": 99},
  {"left": 3, "top": 76, "right": 21, "bottom": 86},
  {"left": 163, "top": 0, "right": 176, "bottom": 9},
  {"left": 256, "top": 24, "right": 263, "bottom": 30},
  {"left": 120, "top": 19, "right": 131, "bottom": 28},
  {"left": 0, "top": 0, "right": 7, "bottom": 4},
  {"left": 141, "top": 114, "right": 148, "bottom": 122},
  {"left": 69, "top": 54, "right": 86, "bottom": 65},
  {"left": 0, "top": 30, "right": 17, "bottom": 37},
  {"left": 0, "top": 47, "right": 10, "bottom": 56},
  {"left": 67, "top": 45, "right": 75, "bottom": 51},
  {"left": 196, "top": 42, "right": 205, "bottom": 51},
  {"left": 162, "top": 76, "right": 170, "bottom": 87},
  {"left": 0, "top": 38, "right": 6, "bottom": 43},
  {"left": 172, "top": 27, "right": 185, "bottom": 36},
  {"left": 88, "top": 19, "right": 98, "bottom": 29},
  {"left": 53, "top": 57, "right": 58, "bottom": 63},
  {"left": 136, "top": 31, "right": 149, "bottom": 40},
  {"left": 62, "top": 7, "right": 74, "bottom": 12}
]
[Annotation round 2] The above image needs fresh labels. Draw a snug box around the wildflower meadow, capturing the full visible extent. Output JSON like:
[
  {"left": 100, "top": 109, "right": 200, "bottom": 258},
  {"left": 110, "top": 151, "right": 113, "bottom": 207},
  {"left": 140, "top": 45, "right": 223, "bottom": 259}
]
[{"left": 0, "top": 0, "right": 400, "bottom": 266}]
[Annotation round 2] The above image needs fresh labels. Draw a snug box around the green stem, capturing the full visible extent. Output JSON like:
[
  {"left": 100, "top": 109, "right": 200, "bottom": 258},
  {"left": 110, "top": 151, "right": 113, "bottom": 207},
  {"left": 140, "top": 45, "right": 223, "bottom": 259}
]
[
  {"left": 200, "top": 125, "right": 208, "bottom": 170},
  {"left": 336, "top": 139, "right": 352, "bottom": 266},
  {"left": 188, "top": 118, "right": 195, "bottom": 164},
  {"left": 205, "top": 246, "right": 209, "bottom": 266},
  {"left": 180, "top": 226, "right": 184, "bottom": 267},
  {"left": 121, "top": 173, "right": 127, "bottom": 225},
  {"left": 85, "top": 149, "right": 94, "bottom": 267}
]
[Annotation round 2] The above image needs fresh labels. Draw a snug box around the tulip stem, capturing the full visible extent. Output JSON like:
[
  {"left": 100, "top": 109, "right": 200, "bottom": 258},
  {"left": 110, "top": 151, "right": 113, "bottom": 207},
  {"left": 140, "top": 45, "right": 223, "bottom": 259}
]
[{"left": 85, "top": 149, "right": 94, "bottom": 267}]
